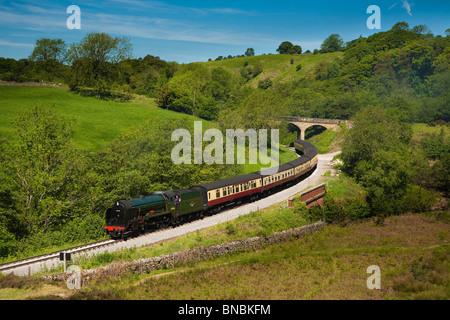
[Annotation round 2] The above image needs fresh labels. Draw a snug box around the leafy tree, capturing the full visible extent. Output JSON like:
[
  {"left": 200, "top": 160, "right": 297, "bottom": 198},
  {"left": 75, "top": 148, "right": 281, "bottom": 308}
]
[
  {"left": 391, "top": 21, "right": 410, "bottom": 31},
  {"left": 342, "top": 106, "right": 411, "bottom": 176},
  {"left": 341, "top": 106, "right": 413, "bottom": 216},
  {"left": 67, "top": 32, "right": 132, "bottom": 93},
  {"left": 29, "top": 38, "right": 67, "bottom": 80},
  {"left": 276, "top": 41, "right": 302, "bottom": 54},
  {"left": 245, "top": 48, "right": 255, "bottom": 57},
  {"left": 320, "top": 34, "right": 344, "bottom": 53},
  {"left": 29, "top": 38, "right": 66, "bottom": 63},
  {"left": 431, "top": 152, "right": 450, "bottom": 193},
  {"left": 412, "top": 24, "right": 432, "bottom": 36},
  {"left": 258, "top": 78, "right": 272, "bottom": 89},
  {"left": 4, "top": 106, "right": 78, "bottom": 232},
  {"left": 357, "top": 150, "right": 411, "bottom": 216}
]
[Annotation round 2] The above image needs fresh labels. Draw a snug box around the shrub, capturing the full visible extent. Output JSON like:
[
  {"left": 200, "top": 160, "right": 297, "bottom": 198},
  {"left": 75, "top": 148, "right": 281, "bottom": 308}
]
[
  {"left": 322, "top": 196, "right": 370, "bottom": 223},
  {"left": 0, "top": 225, "right": 16, "bottom": 258},
  {"left": 258, "top": 78, "right": 272, "bottom": 89},
  {"left": 399, "top": 185, "right": 438, "bottom": 213}
]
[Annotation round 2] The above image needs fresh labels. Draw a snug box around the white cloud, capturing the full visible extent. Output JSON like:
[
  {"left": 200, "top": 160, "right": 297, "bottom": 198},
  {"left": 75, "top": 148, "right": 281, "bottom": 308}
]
[
  {"left": 402, "top": 0, "right": 413, "bottom": 16},
  {"left": 0, "top": 1, "right": 265, "bottom": 47},
  {"left": 0, "top": 39, "right": 34, "bottom": 48},
  {"left": 389, "top": 2, "right": 399, "bottom": 10}
]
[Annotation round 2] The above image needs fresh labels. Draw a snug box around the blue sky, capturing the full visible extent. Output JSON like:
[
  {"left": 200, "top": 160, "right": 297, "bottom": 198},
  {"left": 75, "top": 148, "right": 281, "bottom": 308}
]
[{"left": 0, "top": 0, "right": 448, "bottom": 63}]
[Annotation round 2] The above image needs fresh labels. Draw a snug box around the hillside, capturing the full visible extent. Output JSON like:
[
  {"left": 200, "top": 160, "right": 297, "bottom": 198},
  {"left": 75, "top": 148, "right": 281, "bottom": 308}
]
[
  {"left": 157, "top": 28, "right": 449, "bottom": 127},
  {"left": 0, "top": 86, "right": 211, "bottom": 150},
  {"left": 204, "top": 52, "right": 343, "bottom": 88}
]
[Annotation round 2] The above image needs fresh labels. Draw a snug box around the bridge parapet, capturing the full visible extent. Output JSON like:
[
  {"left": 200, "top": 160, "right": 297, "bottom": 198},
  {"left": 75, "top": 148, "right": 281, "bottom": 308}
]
[
  {"left": 283, "top": 116, "right": 350, "bottom": 140},
  {"left": 283, "top": 116, "right": 344, "bottom": 125}
]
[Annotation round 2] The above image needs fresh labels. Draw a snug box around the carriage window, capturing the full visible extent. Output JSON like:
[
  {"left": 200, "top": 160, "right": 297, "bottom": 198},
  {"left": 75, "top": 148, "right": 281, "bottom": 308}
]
[
  {"left": 216, "top": 190, "right": 220, "bottom": 198},
  {"left": 223, "top": 188, "right": 227, "bottom": 196},
  {"left": 208, "top": 193, "right": 211, "bottom": 200}
]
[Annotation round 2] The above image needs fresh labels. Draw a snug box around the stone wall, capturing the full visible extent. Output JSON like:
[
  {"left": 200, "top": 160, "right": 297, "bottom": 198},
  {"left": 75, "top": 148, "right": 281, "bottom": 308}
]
[{"left": 46, "top": 221, "right": 326, "bottom": 284}]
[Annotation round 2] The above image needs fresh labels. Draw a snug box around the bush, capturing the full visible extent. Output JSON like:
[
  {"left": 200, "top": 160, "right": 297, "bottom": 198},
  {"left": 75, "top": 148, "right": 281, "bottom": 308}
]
[
  {"left": 420, "top": 129, "right": 448, "bottom": 159},
  {"left": 60, "top": 214, "right": 105, "bottom": 243},
  {"left": 322, "top": 196, "right": 370, "bottom": 223},
  {"left": 399, "top": 185, "right": 438, "bottom": 213},
  {"left": 0, "top": 225, "right": 16, "bottom": 258},
  {"left": 258, "top": 78, "right": 272, "bottom": 89}
]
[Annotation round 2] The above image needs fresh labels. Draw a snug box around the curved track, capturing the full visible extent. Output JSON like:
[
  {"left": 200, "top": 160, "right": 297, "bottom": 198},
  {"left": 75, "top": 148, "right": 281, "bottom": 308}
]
[{"left": 0, "top": 148, "right": 338, "bottom": 277}]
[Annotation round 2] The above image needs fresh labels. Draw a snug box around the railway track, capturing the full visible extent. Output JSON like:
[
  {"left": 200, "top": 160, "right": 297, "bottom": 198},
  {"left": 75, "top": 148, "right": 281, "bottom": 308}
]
[
  {"left": 0, "top": 151, "right": 336, "bottom": 277},
  {"left": 0, "top": 238, "right": 117, "bottom": 275},
  {"left": 0, "top": 217, "right": 224, "bottom": 277}
]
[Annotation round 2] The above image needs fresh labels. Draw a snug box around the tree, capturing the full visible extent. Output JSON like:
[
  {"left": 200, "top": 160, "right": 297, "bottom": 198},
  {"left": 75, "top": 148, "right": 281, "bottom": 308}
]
[
  {"left": 5, "top": 106, "right": 77, "bottom": 232},
  {"left": 341, "top": 106, "right": 413, "bottom": 216},
  {"left": 29, "top": 38, "right": 67, "bottom": 64},
  {"left": 276, "top": 41, "right": 302, "bottom": 54},
  {"left": 412, "top": 24, "right": 432, "bottom": 36},
  {"left": 67, "top": 32, "right": 132, "bottom": 93},
  {"left": 391, "top": 21, "right": 410, "bottom": 31},
  {"left": 320, "top": 34, "right": 344, "bottom": 53},
  {"left": 245, "top": 48, "right": 255, "bottom": 57},
  {"left": 342, "top": 106, "right": 411, "bottom": 176},
  {"left": 29, "top": 38, "right": 67, "bottom": 79}
]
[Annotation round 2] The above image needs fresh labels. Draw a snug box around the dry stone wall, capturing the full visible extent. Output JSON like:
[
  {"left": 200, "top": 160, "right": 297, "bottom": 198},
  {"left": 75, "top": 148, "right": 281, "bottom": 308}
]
[{"left": 46, "top": 221, "right": 325, "bottom": 284}]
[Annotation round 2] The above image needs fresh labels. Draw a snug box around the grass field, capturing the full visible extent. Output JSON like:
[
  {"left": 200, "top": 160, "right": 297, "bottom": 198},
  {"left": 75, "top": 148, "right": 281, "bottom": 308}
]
[
  {"left": 0, "top": 86, "right": 210, "bottom": 150},
  {"left": 205, "top": 52, "right": 343, "bottom": 88},
  {"left": 411, "top": 123, "right": 450, "bottom": 143},
  {"left": 0, "top": 85, "right": 297, "bottom": 169}
]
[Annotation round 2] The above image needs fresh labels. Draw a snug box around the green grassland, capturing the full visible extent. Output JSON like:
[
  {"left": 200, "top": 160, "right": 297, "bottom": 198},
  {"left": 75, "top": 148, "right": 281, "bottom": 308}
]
[
  {"left": 0, "top": 85, "right": 296, "bottom": 168},
  {"left": 411, "top": 123, "right": 450, "bottom": 143},
  {"left": 206, "top": 52, "right": 343, "bottom": 87},
  {"left": 0, "top": 86, "right": 205, "bottom": 150}
]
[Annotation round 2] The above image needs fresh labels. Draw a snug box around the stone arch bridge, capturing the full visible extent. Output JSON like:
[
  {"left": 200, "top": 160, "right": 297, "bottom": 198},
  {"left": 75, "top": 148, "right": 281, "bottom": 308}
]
[{"left": 283, "top": 117, "right": 351, "bottom": 140}]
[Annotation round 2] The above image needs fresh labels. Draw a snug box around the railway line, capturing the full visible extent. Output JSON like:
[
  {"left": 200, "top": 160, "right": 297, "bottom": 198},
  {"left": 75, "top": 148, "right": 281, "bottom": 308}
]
[
  {"left": 0, "top": 239, "right": 117, "bottom": 276},
  {"left": 0, "top": 151, "right": 338, "bottom": 277}
]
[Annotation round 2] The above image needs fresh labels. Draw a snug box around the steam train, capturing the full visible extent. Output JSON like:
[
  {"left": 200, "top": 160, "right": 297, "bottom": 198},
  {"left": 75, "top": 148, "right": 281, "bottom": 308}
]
[{"left": 105, "top": 138, "right": 318, "bottom": 239}]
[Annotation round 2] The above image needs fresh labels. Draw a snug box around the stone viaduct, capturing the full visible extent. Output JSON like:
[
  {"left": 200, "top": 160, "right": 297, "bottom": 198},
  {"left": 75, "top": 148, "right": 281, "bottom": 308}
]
[{"left": 283, "top": 117, "right": 351, "bottom": 140}]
